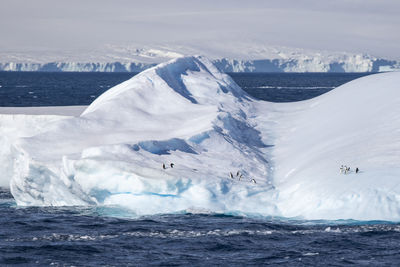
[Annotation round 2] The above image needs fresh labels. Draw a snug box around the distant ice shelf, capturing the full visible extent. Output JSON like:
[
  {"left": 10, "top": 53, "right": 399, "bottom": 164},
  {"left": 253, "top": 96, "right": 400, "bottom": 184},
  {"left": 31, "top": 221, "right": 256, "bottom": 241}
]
[
  {"left": 0, "top": 57, "right": 398, "bottom": 73},
  {"left": 0, "top": 44, "right": 398, "bottom": 73},
  {"left": 0, "top": 62, "right": 155, "bottom": 72}
]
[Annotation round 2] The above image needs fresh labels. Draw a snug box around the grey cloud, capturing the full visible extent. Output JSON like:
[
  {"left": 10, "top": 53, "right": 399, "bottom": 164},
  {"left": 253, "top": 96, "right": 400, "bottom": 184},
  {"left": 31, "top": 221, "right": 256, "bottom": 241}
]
[{"left": 0, "top": 0, "right": 399, "bottom": 59}]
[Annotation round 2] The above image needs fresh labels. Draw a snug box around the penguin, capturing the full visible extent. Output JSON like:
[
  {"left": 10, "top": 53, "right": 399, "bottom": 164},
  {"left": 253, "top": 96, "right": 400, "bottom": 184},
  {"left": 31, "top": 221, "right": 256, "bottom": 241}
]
[
  {"left": 230, "top": 172, "right": 234, "bottom": 179},
  {"left": 170, "top": 163, "right": 174, "bottom": 168},
  {"left": 236, "top": 171, "right": 240, "bottom": 176},
  {"left": 251, "top": 179, "right": 256, "bottom": 184},
  {"left": 239, "top": 174, "right": 243, "bottom": 181},
  {"left": 356, "top": 167, "right": 359, "bottom": 173},
  {"left": 162, "top": 163, "right": 166, "bottom": 170}
]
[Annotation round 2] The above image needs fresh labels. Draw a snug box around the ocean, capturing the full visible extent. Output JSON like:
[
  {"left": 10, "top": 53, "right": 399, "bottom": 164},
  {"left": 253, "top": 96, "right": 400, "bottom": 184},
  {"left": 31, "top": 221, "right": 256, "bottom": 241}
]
[
  {"left": 0, "top": 72, "right": 369, "bottom": 106},
  {"left": 2, "top": 71, "right": 399, "bottom": 266}
]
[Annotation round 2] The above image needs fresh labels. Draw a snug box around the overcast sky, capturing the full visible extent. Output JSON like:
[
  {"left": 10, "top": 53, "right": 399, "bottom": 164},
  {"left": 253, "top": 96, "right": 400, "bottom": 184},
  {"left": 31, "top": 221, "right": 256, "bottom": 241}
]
[{"left": 1, "top": 0, "right": 399, "bottom": 59}]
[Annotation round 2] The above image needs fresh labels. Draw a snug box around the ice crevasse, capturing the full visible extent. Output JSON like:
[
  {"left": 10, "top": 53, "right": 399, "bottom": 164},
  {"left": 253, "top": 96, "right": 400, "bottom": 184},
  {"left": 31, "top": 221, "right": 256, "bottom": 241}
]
[{"left": 5, "top": 55, "right": 400, "bottom": 221}]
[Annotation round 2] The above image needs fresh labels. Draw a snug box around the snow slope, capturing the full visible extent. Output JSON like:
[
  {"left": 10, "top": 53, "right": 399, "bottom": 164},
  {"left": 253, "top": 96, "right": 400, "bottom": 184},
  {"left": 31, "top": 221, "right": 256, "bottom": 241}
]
[
  {"left": 254, "top": 72, "right": 400, "bottom": 220},
  {"left": 4, "top": 56, "right": 400, "bottom": 220}
]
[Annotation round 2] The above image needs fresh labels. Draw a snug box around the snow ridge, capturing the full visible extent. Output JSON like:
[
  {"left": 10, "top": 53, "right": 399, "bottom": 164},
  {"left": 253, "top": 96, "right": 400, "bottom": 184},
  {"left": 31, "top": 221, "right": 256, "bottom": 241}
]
[{"left": 9, "top": 56, "right": 277, "bottom": 216}]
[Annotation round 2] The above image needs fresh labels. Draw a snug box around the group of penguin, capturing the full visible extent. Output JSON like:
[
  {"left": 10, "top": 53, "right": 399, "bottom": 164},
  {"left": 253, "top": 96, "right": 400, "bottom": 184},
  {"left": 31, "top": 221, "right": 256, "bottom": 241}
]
[
  {"left": 161, "top": 162, "right": 359, "bottom": 183},
  {"left": 162, "top": 163, "right": 174, "bottom": 169},
  {"left": 340, "top": 165, "right": 359, "bottom": 174},
  {"left": 230, "top": 171, "right": 256, "bottom": 184},
  {"left": 161, "top": 163, "right": 256, "bottom": 184}
]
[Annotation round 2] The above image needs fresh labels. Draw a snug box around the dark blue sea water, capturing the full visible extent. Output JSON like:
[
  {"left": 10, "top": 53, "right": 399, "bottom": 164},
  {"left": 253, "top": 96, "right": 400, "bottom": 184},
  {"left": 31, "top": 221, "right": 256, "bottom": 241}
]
[
  {"left": 2, "top": 71, "right": 399, "bottom": 266},
  {"left": 0, "top": 72, "right": 370, "bottom": 106}
]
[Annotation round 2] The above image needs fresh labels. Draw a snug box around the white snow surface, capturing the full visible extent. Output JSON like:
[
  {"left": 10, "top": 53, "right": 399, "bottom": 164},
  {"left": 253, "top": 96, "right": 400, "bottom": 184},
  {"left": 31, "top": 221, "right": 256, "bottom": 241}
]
[
  {"left": 4, "top": 56, "right": 400, "bottom": 220},
  {"left": 0, "top": 106, "right": 86, "bottom": 188}
]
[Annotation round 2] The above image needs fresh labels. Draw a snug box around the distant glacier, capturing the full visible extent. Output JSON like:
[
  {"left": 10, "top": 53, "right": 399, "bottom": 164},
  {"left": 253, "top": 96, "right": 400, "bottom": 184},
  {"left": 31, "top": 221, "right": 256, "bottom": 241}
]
[
  {"left": 213, "top": 57, "right": 399, "bottom": 73},
  {"left": 1, "top": 45, "right": 399, "bottom": 72},
  {"left": 0, "top": 62, "right": 156, "bottom": 72},
  {"left": 1, "top": 57, "right": 398, "bottom": 73}
]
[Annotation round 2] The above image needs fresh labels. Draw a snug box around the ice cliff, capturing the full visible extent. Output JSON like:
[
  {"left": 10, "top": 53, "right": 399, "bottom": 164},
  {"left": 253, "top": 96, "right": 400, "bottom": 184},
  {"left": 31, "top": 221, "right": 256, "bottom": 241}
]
[
  {"left": 1, "top": 56, "right": 397, "bottom": 73},
  {"left": 1, "top": 45, "right": 398, "bottom": 72},
  {"left": 0, "top": 62, "right": 155, "bottom": 72},
  {"left": 3, "top": 56, "right": 400, "bottom": 220}
]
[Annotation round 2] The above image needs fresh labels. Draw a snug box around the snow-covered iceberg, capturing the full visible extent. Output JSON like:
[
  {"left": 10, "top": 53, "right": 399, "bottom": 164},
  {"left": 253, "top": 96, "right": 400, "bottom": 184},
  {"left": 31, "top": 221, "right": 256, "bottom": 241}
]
[
  {"left": 4, "top": 56, "right": 400, "bottom": 220},
  {"left": 8, "top": 56, "right": 277, "bottom": 214}
]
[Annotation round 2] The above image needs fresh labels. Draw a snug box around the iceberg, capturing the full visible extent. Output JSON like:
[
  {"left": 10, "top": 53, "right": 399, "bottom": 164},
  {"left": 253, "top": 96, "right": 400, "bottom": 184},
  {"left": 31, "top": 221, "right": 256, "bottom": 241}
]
[{"left": 4, "top": 56, "right": 400, "bottom": 220}]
